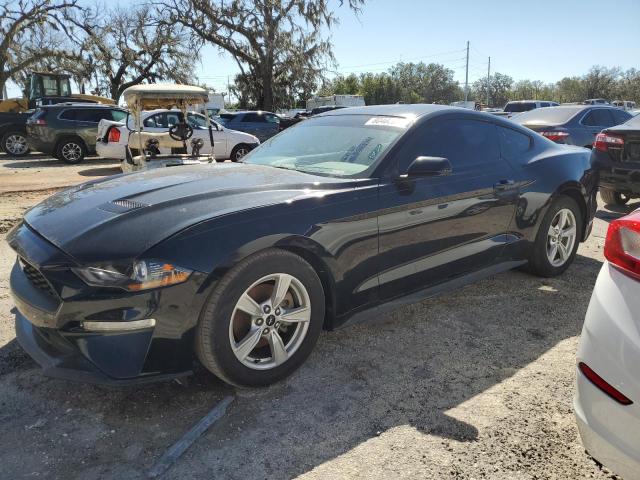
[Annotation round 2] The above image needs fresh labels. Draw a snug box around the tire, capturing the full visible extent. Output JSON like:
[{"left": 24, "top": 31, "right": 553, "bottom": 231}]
[
  {"left": 527, "top": 195, "right": 583, "bottom": 277},
  {"left": 230, "top": 144, "right": 251, "bottom": 162},
  {"left": 195, "top": 249, "right": 325, "bottom": 387},
  {"left": 55, "top": 137, "right": 86, "bottom": 164},
  {"left": 600, "top": 188, "right": 629, "bottom": 206},
  {"left": 1, "top": 131, "right": 30, "bottom": 156}
]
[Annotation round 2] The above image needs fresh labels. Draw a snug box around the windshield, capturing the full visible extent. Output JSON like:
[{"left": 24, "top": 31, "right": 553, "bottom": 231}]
[
  {"left": 504, "top": 102, "right": 536, "bottom": 113},
  {"left": 217, "top": 113, "right": 235, "bottom": 126},
  {"left": 513, "top": 106, "right": 584, "bottom": 124},
  {"left": 243, "top": 114, "right": 409, "bottom": 177}
]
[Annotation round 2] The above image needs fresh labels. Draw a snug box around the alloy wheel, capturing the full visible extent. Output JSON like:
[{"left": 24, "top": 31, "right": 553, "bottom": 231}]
[
  {"left": 61, "top": 142, "right": 82, "bottom": 162},
  {"left": 228, "top": 273, "right": 311, "bottom": 370},
  {"left": 235, "top": 147, "right": 249, "bottom": 161},
  {"left": 4, "top": 133, "right": 28, "bottom": 155},
  {"left": 546, "top": 208, "right": 577, "bottom": 267}
]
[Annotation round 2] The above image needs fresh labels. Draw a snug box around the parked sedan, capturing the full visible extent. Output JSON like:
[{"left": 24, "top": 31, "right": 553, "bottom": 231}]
[
  {"left": 575, "top": 209, "right": 640, "bottom": 480},
  {"left": 26, "top": 103, "right": 129, "bottom": 163},
  {"left": 590, "top": 114, "right": 640, "bottom": 206},
  {"left": 8, "top": 105, "right": 596, "bottom": 388},
  {"left": 513, "top": 105, "right": 632, "bottom": 148},
  {"left": 96, "top": 109, "right": 260, "bottom": 163},
  {"left": 216, "top": 111, "right": 283, "bottom": 141}
]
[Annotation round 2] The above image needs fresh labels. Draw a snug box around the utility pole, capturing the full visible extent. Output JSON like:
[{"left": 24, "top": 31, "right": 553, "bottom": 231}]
[
  {"left": 486, "top": 56, "right": 491, "bottom": 107},
  {"left": 464, "top": 41, "right": 469, "bottom": 102}
]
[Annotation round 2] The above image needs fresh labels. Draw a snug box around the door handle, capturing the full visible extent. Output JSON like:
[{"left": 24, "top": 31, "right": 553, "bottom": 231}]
[{"left": 494, "top": 179, "right": 515, "bottom": 192}]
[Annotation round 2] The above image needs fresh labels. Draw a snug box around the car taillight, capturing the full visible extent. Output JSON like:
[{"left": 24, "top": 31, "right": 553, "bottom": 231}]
[
  {"left": 107, "top": 127, "right": 121, "bottom": 143},
  {"left": 541, "top": 131, "right": 569, "bottom": 142},
  {"left": 579, "top": 362, "right": 633, "bottom": 405},
  {"left": 594, "top": 132, "right": 624, "bottom": 152},
  {"left": 604, "top": 210, "right": 640, "bottom": 281},
  {"left": 27, "top": 118, "right": 46, "bottom": 125}
]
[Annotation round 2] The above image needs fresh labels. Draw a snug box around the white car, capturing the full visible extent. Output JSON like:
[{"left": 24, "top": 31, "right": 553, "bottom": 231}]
[
  {"left": 575, "top": 209, "right": 640, "bottom": 480},
  {"left": 96, "top": 109, "right": 259, "bottom": 163}
]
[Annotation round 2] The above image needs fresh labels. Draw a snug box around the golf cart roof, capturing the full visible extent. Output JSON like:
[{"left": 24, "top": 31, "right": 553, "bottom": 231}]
[{"left": 122, "top": 84, "right": 209, "bottom": 109}]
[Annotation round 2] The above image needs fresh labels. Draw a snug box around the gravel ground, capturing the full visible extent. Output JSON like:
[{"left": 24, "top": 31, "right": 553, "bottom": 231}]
[{"left": 0, "top": 153, "right": 633, "bottom": 479}]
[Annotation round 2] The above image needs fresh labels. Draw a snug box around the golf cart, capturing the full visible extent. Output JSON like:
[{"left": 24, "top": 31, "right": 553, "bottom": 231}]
[{"left": 121, "top": 84, "right": 216, "bottom": 173}]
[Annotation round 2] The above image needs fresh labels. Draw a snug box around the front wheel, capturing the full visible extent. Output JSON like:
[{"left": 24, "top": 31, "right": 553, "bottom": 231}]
[
  {"left": 1, "top": 131, "right": 30, "bottom": 156},
  {"left": 527, "top": 195, "right": 582, "bottom": 277},
  {"left": 230, "top": 144, "right": 251, "bottom": 162},
  {"left": 195, "top": 249, "right": 325, "bottom": 387},
  {"left": 600, "top": 188, "right": 629, "bottom": 207}
]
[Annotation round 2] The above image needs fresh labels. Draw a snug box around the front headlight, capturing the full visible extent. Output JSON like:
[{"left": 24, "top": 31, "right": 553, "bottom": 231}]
[{"left": 72, "top": 259, "right": 192, "bottom": 291}]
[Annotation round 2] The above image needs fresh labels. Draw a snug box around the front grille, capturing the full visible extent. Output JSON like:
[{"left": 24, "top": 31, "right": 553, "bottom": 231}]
[{"left": 20, "top": 258, "right": 57, "bottom": 298}]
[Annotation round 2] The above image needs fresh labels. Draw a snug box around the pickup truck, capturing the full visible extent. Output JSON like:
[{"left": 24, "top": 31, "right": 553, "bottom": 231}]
[{"left": 0, "top": 111, "right": 31, "bottom": 156}]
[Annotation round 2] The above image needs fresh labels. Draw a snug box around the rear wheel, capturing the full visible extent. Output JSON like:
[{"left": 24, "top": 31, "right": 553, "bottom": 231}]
[
  {"left": 600, "top": 188, "right": 629, "bottom": 206},
  {"left": 56, "top": 138, "right": 86, "bottom": 164},
  {"left": 1, "top": 131, "right": 30, "bottom": 156},
  {"left": 195, "top": 249, "right": 325, "bottom": 387},
  {"left": 527, "top": 195, "right": 582, "bottom": 277}
]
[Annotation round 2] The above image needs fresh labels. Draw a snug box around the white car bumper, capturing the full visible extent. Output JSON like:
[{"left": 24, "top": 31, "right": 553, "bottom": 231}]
[
  {"left": 96, "top": 140, "right": 125, "bottom": 161},
  {"left": 575, "top": 262, "right": 640, "bottom": 480}
]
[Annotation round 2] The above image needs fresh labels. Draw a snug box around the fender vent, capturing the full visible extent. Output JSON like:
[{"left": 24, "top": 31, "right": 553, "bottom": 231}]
[{"left": 99, "top": 199, "right": 149, "bottom": 213}]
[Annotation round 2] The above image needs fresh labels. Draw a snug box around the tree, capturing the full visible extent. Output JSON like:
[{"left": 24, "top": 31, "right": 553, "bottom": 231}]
[
  {"left": 157, "top": 0, "right": 364, "bottom": 111},
  {"left": 67, "top": 4, "right": 196, "bottom": 101},
  {"left": 472, "top": 72, "right": 513, "bottom": 107},
  {"left": 0, "top": 0, "right": 80, "bottom": 96}
]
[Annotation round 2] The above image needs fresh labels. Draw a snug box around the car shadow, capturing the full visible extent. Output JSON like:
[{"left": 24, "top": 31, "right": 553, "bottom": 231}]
[
  {"left": 1, "top": 157, "right": 114, "bottom": 169},
  {"left": 595, "top": 200, "right": 640, "bottom": 223},
  {"left": 78, "top": 166, "right": 122, "bottom": 177},
  {"left": 0, "top": 252, "right": 603, "bottom": 479}
]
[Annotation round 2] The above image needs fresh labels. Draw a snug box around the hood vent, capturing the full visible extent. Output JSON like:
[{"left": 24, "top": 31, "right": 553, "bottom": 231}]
[{"left": 98, "top": 199, "right": 149, "bottom": 214}]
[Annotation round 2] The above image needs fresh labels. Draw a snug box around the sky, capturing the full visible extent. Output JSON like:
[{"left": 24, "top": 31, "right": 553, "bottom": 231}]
[{"left": 5, "top": 0, "right": 640, "bottom": 98}]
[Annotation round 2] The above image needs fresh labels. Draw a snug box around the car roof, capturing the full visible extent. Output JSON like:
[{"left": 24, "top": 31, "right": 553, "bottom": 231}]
[
  {"left": 42, "top": 102, "right": 121, "bottom": 109},
  {"left": 314, "top": 104, "right": 452, "bottom": 119}
]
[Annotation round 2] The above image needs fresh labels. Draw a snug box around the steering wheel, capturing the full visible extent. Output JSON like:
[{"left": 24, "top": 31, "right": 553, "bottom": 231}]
[{"left": 168, "top": 123, "right": 194, "bottom": 141}]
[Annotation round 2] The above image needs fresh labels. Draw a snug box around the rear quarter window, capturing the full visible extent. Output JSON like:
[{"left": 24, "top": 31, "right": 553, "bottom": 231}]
[
  {"left": 59, "top": 109, "right": 76, "bottom": 120},
  {"left": 498, "top": 126, "right": 532, "bottom": 162}
]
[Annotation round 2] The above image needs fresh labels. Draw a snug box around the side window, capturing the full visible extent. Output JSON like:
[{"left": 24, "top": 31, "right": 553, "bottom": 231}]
[
  {"left": 265, "top": 114, "right": 280, "bottom": 124},
  {"left": 582, "top": 109, "right": 614, "bottom": 127},
  {"left": 166, "top": 112, "right": 181, "bottom": 127},
  {"left": 612, "top": 109, "right": 632, "bottom": 126},
  {"left": 74, "top": 109, "right": 109, "bottom": 123},
  {"left": 540, "top": 102, "right": 550, "bottom": 108},
  {"left": 498, "top": 126, "right": 531, "bottom": 162},
  {"left": 242, "top": 113, "right": 261, "bottom": 122},
  {"left": 111, "top": 110, "right": 128, "bottom": 122},
  {"left": 59, "top": 109, "right": 76, "bottom": 121},
  {"left": 400, "top": 118, "right": 501, "bottom": 174},
  {"left": 187, "top": 113, "right": 208, "bottom": 128},
  {"left": 143, "top": 113, "right": 164, "bottom": 128}
]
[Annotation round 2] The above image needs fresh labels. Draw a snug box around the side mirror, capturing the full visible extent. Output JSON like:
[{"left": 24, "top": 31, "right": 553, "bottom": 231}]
[{"left": 405, "top": 156, "right": 452, "bottom": 177}]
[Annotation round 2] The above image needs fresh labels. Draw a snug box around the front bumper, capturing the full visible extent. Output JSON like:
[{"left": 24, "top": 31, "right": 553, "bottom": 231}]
[
  {"left": 8, "top": 222, "right": 205, "bottom": 385},
  {"left": 574, "top": 263, "right": 640, "bottom": 479}
]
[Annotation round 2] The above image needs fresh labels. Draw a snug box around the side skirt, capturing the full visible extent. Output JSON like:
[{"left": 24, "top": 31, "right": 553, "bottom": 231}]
[{"left": 336, "top": 259, "right": 527, "bottom": 330}]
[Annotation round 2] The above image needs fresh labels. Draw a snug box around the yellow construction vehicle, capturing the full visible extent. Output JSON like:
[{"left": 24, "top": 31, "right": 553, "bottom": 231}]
[
  {"left": 0, "top": 71, "right": 114, "bottom": 113},
  {"left": 1, "top": 72, "right": 115, "bottom": 155}
]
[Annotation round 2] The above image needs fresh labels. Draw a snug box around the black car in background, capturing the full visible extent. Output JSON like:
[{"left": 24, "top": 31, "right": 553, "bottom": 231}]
[
  {"left": 26, "top": 103, "right": 128, "bottom": 163},
  {"left": 9, "top": 105, "right": 597, "bottom": 388},
  {"left": 591, "top": 114, "right": 640, "bottom": 206},
  {"left": 512, "top": 105, "right": 632, "bottom": 148}
]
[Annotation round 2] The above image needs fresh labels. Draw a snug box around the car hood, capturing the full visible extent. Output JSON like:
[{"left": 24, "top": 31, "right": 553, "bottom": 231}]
[
  {"left": 24, "top": 163, "right": 356, "bottom": 264},
  {"left": 225, "top": 128, "right": 259, "bottom": 143}
]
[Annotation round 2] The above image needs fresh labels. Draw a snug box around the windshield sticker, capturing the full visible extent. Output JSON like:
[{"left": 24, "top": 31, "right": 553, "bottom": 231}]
[
  {"left": 368, "top": 143, "right": 383, "bottom": 161},
  {"left": 365, "top": 117, "right": 411, "bottom": 128},
  {"left": 342, "top": 137, "right": 373, "bottom": 163}
]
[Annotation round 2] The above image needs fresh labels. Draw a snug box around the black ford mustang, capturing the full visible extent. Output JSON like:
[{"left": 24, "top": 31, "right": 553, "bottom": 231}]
[{"left": 8, "top": 105, "right": 597, "bottom": 387}]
